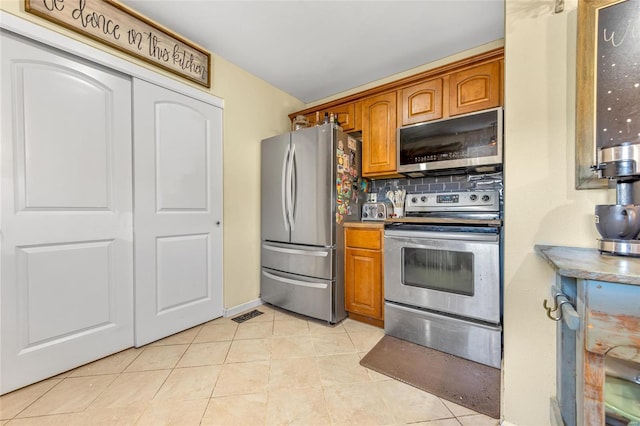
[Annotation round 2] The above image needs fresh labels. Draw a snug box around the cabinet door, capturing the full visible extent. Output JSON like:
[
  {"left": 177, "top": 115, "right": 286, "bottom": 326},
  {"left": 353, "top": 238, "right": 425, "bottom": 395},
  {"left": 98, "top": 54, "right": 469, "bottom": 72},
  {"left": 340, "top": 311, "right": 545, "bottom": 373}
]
[
  {"left": 449, "top": 61, "right": 501, "bottom": 116},
  {"left": 1, "top": 33, "right": 133, "bottom": 394},
  {"left": 353, "top": 101, "right": 362, "bottom": 133},
  {"left": 305, "top": 112, "right": 319, "bottom": 127},
  {"left": 362, "top": 91, "right": 397, "bottom": 176},
  {"left": 133, "top": 79, "right": 223, "bottom": 346},
  {"left": 345, "top": 228, "right": 382, "bottom": 250},
  {"left": 345, "top": 247, "right": 383, "bottom": 320},
  {"left": 400, "top": 78, "right": 444, "bottom": 125},
  {"left": 321, "top": 103, "right": 356, "bottom": 132}
]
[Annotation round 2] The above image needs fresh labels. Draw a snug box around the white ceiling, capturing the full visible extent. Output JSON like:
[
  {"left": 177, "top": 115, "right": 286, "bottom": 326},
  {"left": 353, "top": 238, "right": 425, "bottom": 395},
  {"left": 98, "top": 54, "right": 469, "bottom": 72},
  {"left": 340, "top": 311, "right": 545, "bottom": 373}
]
[{"left": 120, "top": 0, "right": 505, "bottom": 103}]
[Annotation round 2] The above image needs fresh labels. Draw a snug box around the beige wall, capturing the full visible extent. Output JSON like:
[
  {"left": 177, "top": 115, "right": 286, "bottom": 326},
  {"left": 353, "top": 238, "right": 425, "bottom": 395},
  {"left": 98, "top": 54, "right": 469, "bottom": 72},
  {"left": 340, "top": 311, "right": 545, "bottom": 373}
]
[
  {"left": 2, "top": 1, "right": 620, "bottom": 424},
  {"left": 503, "top": 0, "right": 609, "bottom": 424},
  {"left": 0, "top": 1, "right": 304, "bottom": 311},
  {"left": 211, "top": 60, "right": 304, "bottom": 308}
]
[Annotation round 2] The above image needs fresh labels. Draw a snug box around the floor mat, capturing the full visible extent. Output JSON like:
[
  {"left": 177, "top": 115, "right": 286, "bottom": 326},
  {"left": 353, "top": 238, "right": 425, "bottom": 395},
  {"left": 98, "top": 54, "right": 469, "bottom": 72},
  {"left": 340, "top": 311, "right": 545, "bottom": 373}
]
[
  {"left": 360, "top": 335, "right": 501, "bottom": 419},
  {"left": 231, "top": 309, "right": 263, "bottom": 323}
]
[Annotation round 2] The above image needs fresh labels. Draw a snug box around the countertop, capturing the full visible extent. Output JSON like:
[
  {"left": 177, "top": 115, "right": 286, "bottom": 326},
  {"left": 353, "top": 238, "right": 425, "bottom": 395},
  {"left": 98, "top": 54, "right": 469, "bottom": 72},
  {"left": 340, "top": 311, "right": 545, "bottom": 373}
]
[
  {"left": 534, "top": 245, "right": 640, "bottom": 286},
  {"left": 343, "top": 221, "right": 384, "bottom": 229}
]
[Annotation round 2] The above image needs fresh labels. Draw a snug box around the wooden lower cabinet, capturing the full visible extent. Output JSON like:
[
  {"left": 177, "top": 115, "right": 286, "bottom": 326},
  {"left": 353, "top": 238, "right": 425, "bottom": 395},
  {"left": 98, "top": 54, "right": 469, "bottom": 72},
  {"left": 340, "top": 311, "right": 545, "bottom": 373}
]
[{"left": 344, "top": 224, "right": 384, "bottom": 327}]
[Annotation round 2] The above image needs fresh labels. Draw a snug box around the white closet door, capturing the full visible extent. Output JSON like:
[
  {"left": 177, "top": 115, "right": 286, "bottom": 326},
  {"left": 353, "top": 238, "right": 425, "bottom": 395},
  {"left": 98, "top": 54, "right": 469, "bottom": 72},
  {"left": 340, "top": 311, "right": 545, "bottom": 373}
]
[
  {"left": 133, "top": 79, "right": 223, "bottom": 346},
  {"left": 0, "top": 32, "right": 134, "bottom": 394}
]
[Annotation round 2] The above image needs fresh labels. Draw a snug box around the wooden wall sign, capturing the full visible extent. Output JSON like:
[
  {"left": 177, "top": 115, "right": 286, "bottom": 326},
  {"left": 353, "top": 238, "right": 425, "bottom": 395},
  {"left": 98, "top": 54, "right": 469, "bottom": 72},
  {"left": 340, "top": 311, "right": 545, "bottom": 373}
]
[{"left": 25, "top": 0, "right": 211, "bottom": 88}]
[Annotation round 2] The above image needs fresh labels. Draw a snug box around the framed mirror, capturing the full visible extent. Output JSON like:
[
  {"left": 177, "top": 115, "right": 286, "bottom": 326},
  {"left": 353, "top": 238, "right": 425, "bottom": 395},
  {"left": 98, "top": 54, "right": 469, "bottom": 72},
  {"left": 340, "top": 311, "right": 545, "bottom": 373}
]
[{"left": 576, "top": 0, "right": 640, "bottom": 189}]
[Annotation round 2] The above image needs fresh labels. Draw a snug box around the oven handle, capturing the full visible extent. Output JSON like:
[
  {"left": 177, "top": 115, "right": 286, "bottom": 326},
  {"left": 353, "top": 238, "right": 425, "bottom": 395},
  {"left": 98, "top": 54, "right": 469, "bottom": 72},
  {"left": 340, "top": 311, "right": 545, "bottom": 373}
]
[{"left": 384, "top": 229, "right": 499, "bottom": 243}]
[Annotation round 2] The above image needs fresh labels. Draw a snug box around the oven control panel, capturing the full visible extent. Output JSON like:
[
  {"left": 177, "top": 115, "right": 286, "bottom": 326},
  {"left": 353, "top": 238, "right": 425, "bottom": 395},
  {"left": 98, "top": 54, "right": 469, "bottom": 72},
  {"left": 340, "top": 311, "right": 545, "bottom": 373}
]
[{"left": 405, "top": 190, "right": 500, "bottom": 213}]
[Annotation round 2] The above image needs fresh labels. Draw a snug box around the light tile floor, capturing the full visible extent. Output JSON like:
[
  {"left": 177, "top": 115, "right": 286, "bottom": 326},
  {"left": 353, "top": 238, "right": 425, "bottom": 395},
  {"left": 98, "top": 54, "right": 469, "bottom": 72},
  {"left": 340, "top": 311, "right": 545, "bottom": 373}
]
[{"left": 0, "top": 304, "right": 500, "bottom": 425}]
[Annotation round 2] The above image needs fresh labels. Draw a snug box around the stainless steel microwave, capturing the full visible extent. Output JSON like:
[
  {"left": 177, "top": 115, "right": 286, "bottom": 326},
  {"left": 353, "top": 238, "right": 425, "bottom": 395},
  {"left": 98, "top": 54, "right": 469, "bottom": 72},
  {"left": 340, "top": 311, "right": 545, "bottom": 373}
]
[{"left": 397, "top": 107, "right": 503, "bottom": 177}]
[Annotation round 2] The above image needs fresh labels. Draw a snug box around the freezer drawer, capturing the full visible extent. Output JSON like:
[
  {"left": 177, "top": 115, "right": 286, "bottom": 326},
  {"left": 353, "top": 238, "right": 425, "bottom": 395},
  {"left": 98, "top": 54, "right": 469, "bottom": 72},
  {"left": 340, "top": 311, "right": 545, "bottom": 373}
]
[
  {"left": 261, "top": 242, "right": 333, "bottom": 280},
  {"left": 385, "top": 302, "right": 502, "bottom": 368},
  {"left": 261, "top": 268, "right": 334, "bottom": 322}
]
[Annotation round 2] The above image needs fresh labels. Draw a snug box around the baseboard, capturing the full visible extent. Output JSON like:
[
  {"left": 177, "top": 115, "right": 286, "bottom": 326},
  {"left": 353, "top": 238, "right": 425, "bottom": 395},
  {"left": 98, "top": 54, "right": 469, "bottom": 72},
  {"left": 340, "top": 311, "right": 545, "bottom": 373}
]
[
  {"left": 223, "top": 298, "right": 263, "bottom": 318},
  {"left": 549, "top": 397, "right": 564, "bottom": 426},
  {"left": 348, "top": 312, "right": 384, "bottom": 328}
]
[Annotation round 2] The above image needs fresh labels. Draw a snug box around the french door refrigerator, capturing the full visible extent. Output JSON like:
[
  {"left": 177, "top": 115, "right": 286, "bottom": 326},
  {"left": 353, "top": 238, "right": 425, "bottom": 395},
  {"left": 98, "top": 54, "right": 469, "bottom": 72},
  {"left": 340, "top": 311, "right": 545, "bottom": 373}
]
[{"left": 261, "top": 123, "right": 361, "bottom": 323}]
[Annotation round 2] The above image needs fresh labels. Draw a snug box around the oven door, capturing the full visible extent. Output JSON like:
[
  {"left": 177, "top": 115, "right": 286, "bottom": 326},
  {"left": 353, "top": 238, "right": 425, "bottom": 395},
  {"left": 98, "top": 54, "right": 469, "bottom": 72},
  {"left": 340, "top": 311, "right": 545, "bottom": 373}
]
[{"left": 384, "top": 228, "right": 500, "bottom": 324}]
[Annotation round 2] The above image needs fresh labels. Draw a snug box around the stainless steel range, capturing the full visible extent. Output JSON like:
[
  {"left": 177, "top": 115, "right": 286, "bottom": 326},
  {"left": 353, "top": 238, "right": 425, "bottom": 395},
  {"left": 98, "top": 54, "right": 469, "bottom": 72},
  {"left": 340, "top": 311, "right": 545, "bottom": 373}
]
[{"left": 384, "top": 189, "right": 502, "bottom": 368}]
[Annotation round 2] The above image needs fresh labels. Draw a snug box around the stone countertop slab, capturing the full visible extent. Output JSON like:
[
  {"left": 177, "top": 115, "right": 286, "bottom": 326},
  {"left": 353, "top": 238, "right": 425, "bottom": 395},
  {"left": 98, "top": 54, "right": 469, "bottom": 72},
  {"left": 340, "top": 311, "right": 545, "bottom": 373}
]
[{"left": 534, "top": 245, "right": 640, "bottom": 286}]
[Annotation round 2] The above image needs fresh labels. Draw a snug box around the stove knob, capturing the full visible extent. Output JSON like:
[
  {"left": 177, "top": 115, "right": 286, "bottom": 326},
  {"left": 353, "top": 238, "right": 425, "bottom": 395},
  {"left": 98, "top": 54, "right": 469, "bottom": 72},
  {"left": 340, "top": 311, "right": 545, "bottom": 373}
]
[
  {"left": 411, "top": 196, "right": 418, "bottom": 203},
  {"left": 469, "top": 194, "right": 478, "bottom": 201},
  {"left": 420, "top": 196, "right": 427, "bottom": 202},
  {"left": 482, "top": 195, "right": 491, "bottom": 202},
  {"left": 363, "top": 212, "right": 368, "bottom": 218},
  {"left": 377, "top": 212, "right": 384, "bottom": 218}
]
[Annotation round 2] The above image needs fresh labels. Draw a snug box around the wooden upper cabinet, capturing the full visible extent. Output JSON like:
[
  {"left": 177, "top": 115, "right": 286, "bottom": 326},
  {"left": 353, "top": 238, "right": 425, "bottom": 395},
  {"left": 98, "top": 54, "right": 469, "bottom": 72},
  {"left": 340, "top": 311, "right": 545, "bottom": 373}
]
[
  {"left": 321, "top": 103, "right": 356, "bottom": 132},
  {"left": 362, "top": 91, "right": 397, "bottom": 177},
  {"left": 400, "top": 78, "right": 444, "bottom": 126},
  {"left": 300, "top": 103, "right": 358, "bottom": 132},
  {"left": 449, "top": 61, "right": 501, "bottom": 116},
  {"left": 304, "top": 112, "right": 319, "bottom": 127},
  {"left": 287, "top": 49, "right": 504, "bottom": 170},
  {"left": 353, "top": 101, "right": 362, "bottom": 133}
]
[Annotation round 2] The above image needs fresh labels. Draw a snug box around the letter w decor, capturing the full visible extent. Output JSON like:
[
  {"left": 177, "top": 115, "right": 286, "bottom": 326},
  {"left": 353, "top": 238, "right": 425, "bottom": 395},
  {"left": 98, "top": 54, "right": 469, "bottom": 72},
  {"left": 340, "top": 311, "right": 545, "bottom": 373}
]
[{"left": 25, "top": 0, "right": 211, "bottom": 88}]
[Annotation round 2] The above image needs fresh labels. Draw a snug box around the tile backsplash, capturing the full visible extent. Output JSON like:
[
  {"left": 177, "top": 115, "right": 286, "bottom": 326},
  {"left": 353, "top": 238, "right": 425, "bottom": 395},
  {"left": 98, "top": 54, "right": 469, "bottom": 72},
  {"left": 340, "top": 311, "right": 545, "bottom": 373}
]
[{"left": 369, "top": 172, "right": 503, "bottom": 203}]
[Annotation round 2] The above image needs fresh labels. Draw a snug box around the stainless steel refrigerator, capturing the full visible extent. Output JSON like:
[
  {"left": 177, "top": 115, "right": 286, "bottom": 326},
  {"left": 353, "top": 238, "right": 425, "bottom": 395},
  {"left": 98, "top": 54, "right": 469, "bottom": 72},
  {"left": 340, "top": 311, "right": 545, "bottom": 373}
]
[{"left": 260, "top": 123, "right": 361, "bottom": 323}]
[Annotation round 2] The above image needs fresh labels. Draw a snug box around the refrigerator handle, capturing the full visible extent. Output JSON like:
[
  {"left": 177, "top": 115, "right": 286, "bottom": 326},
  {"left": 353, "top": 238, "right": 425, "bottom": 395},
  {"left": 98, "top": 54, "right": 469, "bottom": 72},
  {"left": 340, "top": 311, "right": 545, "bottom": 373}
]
[
  {"left": 286, "top": 144, "right": 296, "bottom": 231},
  {"left": 262, "top": 270, "right": 328, "bottom": 289},
  {"left": 282, "top": 145, "right": 291, "bottom": 231},
  {"left": 262, "top": 243, "right": 329, "bottom": 257},
  {"left": 291, "top": 145, "right": 297, "bottom": 227}
]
